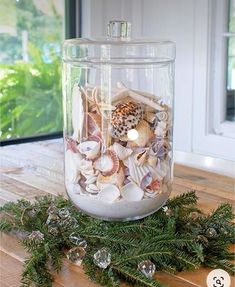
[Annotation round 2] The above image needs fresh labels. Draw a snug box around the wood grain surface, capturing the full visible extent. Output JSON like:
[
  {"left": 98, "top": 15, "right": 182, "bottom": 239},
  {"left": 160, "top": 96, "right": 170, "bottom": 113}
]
[{"left": 0, "top": 139, "right": 234, "bottom": 287}]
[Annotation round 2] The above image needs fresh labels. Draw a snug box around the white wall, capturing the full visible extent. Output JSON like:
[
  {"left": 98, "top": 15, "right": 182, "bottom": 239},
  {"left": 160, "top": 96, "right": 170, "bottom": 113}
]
[{"left": 81, "top": 0, "right": 235, "bottom": 176}]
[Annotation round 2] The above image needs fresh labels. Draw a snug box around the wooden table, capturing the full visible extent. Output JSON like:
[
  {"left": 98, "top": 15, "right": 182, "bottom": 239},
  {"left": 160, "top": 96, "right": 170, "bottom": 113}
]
[{"left": 0, "top": 139, "right": 234, "bottom": 287}]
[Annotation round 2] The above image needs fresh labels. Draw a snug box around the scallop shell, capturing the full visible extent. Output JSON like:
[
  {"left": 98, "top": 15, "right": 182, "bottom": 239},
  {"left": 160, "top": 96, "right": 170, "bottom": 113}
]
[
  {"left": 111, "top": 101, "right": 143, "bottom": 138},
  {"left": 121, "top": 182, "right": 144, "bottom": 201},
  {"left": 94, "top": 150, "right": 119, "bottom": 176},
  {"left": 124, "top": 155, "right": 165, "bottom": 185},
  {"left": 97, "top": 166, "right": 125, "bottom": 189},
  {"left": 78, "top": 140, "right": 101, "bottom": 160},
  {"left": 65, "top": 150, "right": 82, "bottom": 183},
  {"left": 98, "top": 184, "right": 120, "bottom": 203},
  {"left": 72, "top": 85, "right": 85, "bottom": 141},
  {"left": 131, "top": 120, "right": 154, "bottom": 148},
  {"left": 111, "top": 142, "right": 133, "bottom": 160}
]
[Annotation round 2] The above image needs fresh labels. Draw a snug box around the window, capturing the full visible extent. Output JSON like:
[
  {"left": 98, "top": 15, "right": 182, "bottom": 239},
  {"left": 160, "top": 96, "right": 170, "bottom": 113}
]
[
  {"left": 192, "top": 0, "right": 235, "bottom": 162},
  {"left": 0, "top": 0, "right": 80, "bottom": 144},
  {"left": 226, "top": 0, "right": 235, "bottom": 121}
]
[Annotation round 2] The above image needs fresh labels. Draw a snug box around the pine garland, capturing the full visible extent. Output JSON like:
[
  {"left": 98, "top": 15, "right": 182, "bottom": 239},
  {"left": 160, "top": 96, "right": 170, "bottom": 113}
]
[{"left": 0, "top": 191, "right": 234, "bottom": 287}]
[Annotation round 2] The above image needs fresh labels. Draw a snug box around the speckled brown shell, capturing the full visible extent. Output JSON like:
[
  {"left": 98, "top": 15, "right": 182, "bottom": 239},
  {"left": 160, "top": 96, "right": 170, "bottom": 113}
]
[{"left": 111, "top": 101, "right": 143, "bottom": 138}]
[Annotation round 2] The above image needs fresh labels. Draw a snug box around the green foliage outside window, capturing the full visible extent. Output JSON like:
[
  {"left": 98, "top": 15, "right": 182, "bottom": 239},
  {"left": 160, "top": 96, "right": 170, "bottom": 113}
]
[{"left": 0, "top": 0, "right": 64, "bottom": 140}]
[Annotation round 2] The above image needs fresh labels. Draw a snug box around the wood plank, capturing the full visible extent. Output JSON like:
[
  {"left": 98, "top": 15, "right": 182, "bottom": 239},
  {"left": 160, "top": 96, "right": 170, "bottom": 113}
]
[{"left": 0, "top": 140, "right": 234, "bottom": 287}]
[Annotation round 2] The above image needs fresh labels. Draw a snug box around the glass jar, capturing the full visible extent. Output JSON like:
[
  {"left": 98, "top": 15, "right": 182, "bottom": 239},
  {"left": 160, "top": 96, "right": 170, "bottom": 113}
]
[{"left": 63, "top": 21, "right": 175, "bottom": 221}]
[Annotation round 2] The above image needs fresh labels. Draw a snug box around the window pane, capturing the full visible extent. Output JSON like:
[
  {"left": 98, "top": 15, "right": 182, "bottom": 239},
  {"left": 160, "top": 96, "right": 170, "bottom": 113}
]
[
  {"left": 0, "top": 0, "right": 64, "bottom": 140},
  {"left": 226, "top": 0, "right": 235, "bottom": 121}
]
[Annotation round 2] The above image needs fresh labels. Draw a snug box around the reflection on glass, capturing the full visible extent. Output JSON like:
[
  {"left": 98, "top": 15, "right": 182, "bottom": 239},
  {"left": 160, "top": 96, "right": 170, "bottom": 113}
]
[
  {"left": 0, "top": 0, "right": 64, "bottom": 140},
  {"left": 226, "top": 0, "right": 235, "bottom": 121}
]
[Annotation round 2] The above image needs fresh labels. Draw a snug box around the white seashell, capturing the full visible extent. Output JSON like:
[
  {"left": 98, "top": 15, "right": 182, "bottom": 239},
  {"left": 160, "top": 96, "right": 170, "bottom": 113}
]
[
  {"left": 121, "top": 182, "right": 144, "bottom": 201},
  {"left": 65, "top": 150, "right": 82, "bottom": 183},
  {"left": 124, "top": 155, "right": 165, "bottom": 185},
  {"left": 154, "top": 121, "right": 167, "bottom": 137},
  {"left": 98, "top": 184, "right": 120, "bottom": 203},
  {"left": 72, "top": 85, "right": 85, "bottom": 141},
  {"left": 78, "top": 141, "right": 100, "bottom": 160},
  {"left": 85, "top": 176, "right": 97, "bottom": 184},
  {"left": 111, "top": 142, "right": 133, "bottom": 160}
]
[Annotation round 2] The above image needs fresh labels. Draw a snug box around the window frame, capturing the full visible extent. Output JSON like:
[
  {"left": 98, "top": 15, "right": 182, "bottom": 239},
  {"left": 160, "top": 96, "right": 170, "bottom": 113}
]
[
  {"left": 192, "top": 0, "right": 235, "bottom": 161},
  {"left": 0, "top": 0, "right": 82, "bottom": 147},
  {"left": 212, "top": 0, "right": 235, "bottom": 138}
]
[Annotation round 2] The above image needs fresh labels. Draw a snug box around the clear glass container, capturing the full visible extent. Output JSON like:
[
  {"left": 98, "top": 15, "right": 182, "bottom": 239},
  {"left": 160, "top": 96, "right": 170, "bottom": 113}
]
[{"left": 63, "top": 21, "right": 175, "bottom": 221}]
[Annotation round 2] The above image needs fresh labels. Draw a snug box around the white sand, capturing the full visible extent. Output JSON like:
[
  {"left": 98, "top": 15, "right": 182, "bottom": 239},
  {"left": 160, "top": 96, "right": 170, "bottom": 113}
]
[{"left": 66, "top": 182, "right": 170, "bottom": 221}]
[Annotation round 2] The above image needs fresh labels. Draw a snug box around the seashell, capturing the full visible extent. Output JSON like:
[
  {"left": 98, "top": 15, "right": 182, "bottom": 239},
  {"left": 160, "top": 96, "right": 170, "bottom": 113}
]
[
  {"left": 128, "top": 90, "right": 164, "bottom": 111},
  {"left": 147, "top": 155, "right": 158, "bottom": 167},
  {"left": 140, "top": 172, "right": 153, "bottom": 190},
  {"left": 84, "top": 112, "right": 102, "bottom": 137},
  {"left": 111, "top": 142, "right": 133, "bottom": 160},
  {"left": 65, "top": 150, "right": 82, "bottom": 183},
  {"left": 86, "top": 183, "right": 100, "bottom": 194},
  {"left": 97, "top": 166, "right": 125, "bottom": 189},
  {"left": 131, "top": 120, "right": 154, "bottom": 148},
  {"left": 151, "top": 140, "right": 170, "bottom": 159},
  {"left": 134, "top": 150, "right": 148, "bottom": 166},
  {"left": 154, "top": 121, "right": 167, "bottom": 138},
  {"left": 121, "top": 182, "right": 144, "bottom": 201},
  {"left": 65, "top": 136, "right": 79, "bottom": 153},
  {"left": 72, "top": 85, "right": 85, "bottom": 141},
  {"left": 144, "top": 112, "right": 156, "bottom": 124},
  {"left": 156, "top": 111, "right": 169, "bottom": 122},
  {"left": 94, "top": 150, "right": 119, "bottom": 176},
  {"left": 78, "top": 141, "right": 101, "bottom": 160},
  {"left": 79, "top": 159, "right": 93, "bottom": 174},
  {"left": 111, "top": 101, "right": 143, "bottom": 138},
  {"left": 98, "top": 184, "right": 120, "bottom": 203},
  {"left": 146, "top": 179, "right": 161, "bottom": 191},
  {"left": 124, "top": 155, "right": 165, "bottom": 185},
  {"left": 85, "top": 175, "right": 97, "bottom": 185}
]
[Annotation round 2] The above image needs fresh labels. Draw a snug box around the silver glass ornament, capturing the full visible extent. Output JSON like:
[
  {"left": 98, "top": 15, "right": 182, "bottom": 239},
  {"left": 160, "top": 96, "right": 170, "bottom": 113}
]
[
  {"left": 48, "top": 226, "right": 59, "bottom": 236},
  {"left": 28, "top": 230, "right": 44, "bottom": 243},
  {"left": 138, "top": 260, "right": 156, "bottom": 278},
  {"left": 93, "top": 248, "right": 111, "bottom": 269},
  {"left": 205, "top": 227, "right": 218, "bottom": 238},
  {"left": 66, "top": 246, "right": 86, "bottom": 266},
  {"left": 58, "top": 207, "right": 70, "bottom": 219},
  {"left": 69, "top": 232, "right": 87, "bottom": 248}
]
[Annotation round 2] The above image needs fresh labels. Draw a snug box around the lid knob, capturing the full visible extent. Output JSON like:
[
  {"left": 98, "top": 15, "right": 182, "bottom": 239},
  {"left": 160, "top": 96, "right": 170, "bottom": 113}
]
[{"left": 107, "top": 20, "right": 131, "bottom": 39}]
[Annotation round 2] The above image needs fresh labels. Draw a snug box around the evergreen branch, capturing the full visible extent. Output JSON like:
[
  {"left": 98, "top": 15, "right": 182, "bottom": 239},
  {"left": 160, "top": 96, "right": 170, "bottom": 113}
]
[
  {"left": 0, "top": 191, "right": 234, "bottom": 287},
  {"left": 112, "top": 265, "right": 165, "bottom": 287}
]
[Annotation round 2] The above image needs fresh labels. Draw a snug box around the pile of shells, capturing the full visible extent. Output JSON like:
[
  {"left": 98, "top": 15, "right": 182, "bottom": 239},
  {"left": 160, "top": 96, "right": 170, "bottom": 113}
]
[{"left": 64, "top": 82, "right": 172, "bottom": 203}]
